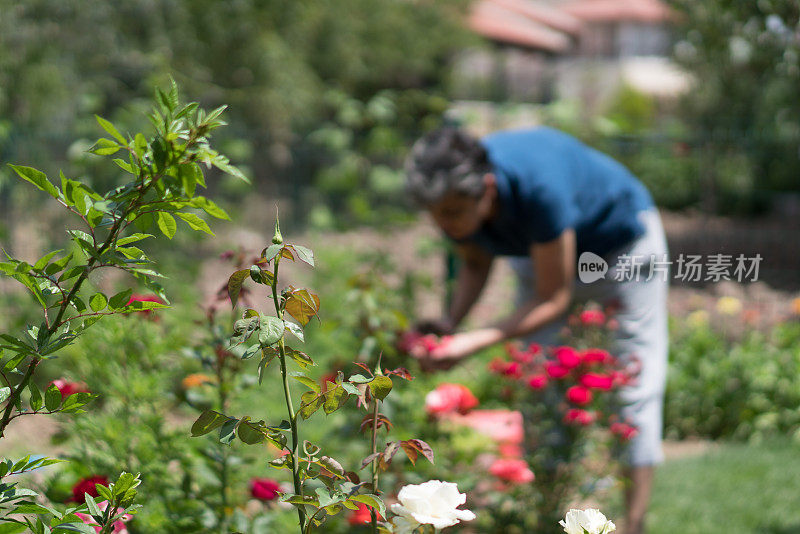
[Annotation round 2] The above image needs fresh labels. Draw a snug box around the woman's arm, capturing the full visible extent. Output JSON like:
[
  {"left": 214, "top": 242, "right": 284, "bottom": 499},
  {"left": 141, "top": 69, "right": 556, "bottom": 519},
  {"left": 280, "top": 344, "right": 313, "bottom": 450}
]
[
  {"left": 447, "top": 242, "right": 494, "bottom": 328},
  {"left": 493, "top": 228, "right": 575, "bottom": 339},
  {"left": 421, "top": 229, "right": 575, "bottom": 367},
  {"left": 418, "top": 242, "right": 493, "bottom": 335}
]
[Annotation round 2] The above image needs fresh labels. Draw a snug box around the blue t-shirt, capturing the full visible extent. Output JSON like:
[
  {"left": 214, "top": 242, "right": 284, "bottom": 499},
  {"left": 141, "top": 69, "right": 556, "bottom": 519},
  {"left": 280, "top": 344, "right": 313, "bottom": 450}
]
[{"left": 459, "top": 127, "right": 654, "bottom": 258}]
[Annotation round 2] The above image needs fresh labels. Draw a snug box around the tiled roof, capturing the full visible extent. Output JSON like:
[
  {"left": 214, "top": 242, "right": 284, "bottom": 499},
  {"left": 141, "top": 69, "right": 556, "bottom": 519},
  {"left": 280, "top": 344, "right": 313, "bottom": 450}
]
[
  {"left": 562, "top": 0, "right": 673, "bottom": 23},
  {"left": 469, "top": 0, "right": 575, "bottom": 52}
]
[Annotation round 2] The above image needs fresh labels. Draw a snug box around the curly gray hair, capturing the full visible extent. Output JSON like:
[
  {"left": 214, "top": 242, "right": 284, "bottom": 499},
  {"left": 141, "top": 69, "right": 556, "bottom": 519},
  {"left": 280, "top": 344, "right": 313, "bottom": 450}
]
[{"left": 404, "top": 127, "right": 491, "bottom": 206}]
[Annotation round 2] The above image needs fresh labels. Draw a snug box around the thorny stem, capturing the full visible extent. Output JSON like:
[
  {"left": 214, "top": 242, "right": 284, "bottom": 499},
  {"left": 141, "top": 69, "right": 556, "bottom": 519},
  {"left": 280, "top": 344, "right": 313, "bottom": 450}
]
[
  {"left": 370, "top": 394, "right": 380, "bottom": 532},
  {"left": 271, "top": 256, "right": 306, "bottom": 531}
]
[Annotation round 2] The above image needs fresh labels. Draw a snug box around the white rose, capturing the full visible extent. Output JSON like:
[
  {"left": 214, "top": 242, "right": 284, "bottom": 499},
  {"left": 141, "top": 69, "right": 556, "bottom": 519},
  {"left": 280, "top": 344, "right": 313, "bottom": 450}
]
[
  {"left": 559, "top": 508, "right": 616, "bottom": 534},
  {"left": 390, "top": 480, "right": 476, "bottom": 532}
]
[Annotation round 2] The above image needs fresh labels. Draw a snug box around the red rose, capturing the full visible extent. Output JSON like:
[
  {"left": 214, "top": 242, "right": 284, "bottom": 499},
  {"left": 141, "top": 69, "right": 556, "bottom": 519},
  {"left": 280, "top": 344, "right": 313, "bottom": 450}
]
[
  {"left": 52, "top": 379, "right": 89, "bottom": 400},
  {"left": 250, "top": 478, "right": 282, "bottom": 501},
  {"left": 71, "top": 475, "right": 109, "bottom": 503},
  {"left": 425, "top": 383, "right": 479, "bottom": 416},
  {"left": 581, "top": 349, "right": 614, "bottom": 366},
  {"left": 526, "top": 374, "right": 548, "bottom": 390},
  {"left": 563, "top": 408, "right": 596, "bottom": 426},
  {"left": 488, "top": 458, "right": 535, "bottom": 484},
  {"left": 489, "top": 358, "right": 522, "bottom": 379},
  {"left": 348, "top": 502, "right": 383, "bottom": 525},
  {"left": 579, "top": 309, "right": 605, "bottom": 326},
  {"left": 545, "top": 362, "right": 570, "bottom": 379},
  {"left": 610, "top": 422, "right": 638, "bottom": 441},
  {"left": 579, "top": 373, "right": 614, "bottom": 391},
  {"left": 566, "top": 385, "right": 593, "bottom": 405},
  {"left": 554, "top": 347, "right": 581, "bottom": 369},
  {"left": 527, "top": 343, "right": 542, "bottom": 355}
]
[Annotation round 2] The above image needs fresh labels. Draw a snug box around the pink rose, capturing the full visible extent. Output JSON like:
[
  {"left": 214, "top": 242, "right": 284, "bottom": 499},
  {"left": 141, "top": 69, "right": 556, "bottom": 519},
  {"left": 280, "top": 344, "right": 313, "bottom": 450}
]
[
  {"left": 579, "top": 373, "right": 614, "bottom": 391},
  {"left": 489, "top": 458, "right": 535, "bottom": 484},
  {"left": 425, "top": 383, "right": 479, "bottom": 416},
  {"left": 52, "top": 379, "right": 89, "bottom": 401},
  {"left": 250, "top": 478, "right": 282, "bottom": 501},
  {"left": 545, "top": 361, "right": 570, "bottom": 379},
  {"left": 75, "top": 501, "right": 131, "bottom": 533},
  {"left": 579, "top": 309, "right": 606, "bottom": 326},
  {"left": 554, "top": 347, "right": 581, "bottom": 369},
  {"left": 566, "top": 386, "right": 593, "bottom": 406},
  {"left": 563, "top": 408, "right": 596, "bottom": 426},
  {"left": 526, "top": 374, "right": 548, "bottom": 390},
  {"left": 449, "top": 409, "right": 524, "bottom": 444}
]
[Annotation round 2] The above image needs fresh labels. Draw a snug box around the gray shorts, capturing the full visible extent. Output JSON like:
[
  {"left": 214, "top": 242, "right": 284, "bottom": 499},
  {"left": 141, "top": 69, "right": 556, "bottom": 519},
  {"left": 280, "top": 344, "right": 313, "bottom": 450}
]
[{"left": 510, "top": 208, "right": 669, "bottom": 466}]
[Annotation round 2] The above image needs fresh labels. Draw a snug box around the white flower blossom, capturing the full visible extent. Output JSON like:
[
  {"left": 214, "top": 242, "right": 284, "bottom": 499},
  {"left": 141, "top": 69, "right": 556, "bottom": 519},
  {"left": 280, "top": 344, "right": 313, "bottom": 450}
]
[
  {"left": 559, "top": 508, "right": 616, "bottom": 534},
  {"left": 390, "top": 480, "right": 476, "bottom": 533}
]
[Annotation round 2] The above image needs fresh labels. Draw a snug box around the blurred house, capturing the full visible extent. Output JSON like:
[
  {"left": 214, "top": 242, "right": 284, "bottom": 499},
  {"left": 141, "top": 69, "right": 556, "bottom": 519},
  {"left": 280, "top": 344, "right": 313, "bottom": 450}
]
[{"left": 452, "top": 0, "right": 690, "bottom": 105}]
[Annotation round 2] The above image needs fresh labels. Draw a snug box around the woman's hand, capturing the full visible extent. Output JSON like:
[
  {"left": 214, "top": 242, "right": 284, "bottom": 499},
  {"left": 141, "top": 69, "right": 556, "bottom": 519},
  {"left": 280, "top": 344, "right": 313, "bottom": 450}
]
[{"left": 413, "top": 328, "right": 502, "bottom": 371}]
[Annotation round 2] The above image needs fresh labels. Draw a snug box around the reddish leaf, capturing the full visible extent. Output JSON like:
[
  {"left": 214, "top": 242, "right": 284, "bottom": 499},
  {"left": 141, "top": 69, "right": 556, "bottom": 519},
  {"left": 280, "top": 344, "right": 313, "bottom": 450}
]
[
  {"left": 384, "top": 367, "right": 413, "bottom": 381},
  {"left": 353, "top": 362, "right": 373, "bottom": 376},
  {"left": 402, "top": 439, "right": 435, "bottom": 465},
  {"left": 361, "top": 452, "right": 382, "bottom": 470},
  {"left": 400, "top": 442, "right": 418, "bottom": 465}
]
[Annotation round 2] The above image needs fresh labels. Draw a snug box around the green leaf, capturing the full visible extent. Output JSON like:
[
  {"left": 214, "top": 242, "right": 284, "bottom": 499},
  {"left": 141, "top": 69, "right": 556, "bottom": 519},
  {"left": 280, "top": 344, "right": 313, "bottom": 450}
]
[
  {"left": 156, "top": 212, "right": 177, "bottom": 239},
  {"left": 191, "top": 410, "right": 229, "bottom": 437},
  {"left": 84, "top": 494, "right": 101, "bottom": 518},
  {"left": 299, "top": 391, "right": 324, "bottom": 420},
  {"left": 290, "top": 245, "right": 315, "bottom": 267},
  {"left": 44, "top": 384, "right": 62, "bottom": 412},
  {"left": 284, "top": 321, "right": 304, "bottom": 342},
  {"left": 218, "top": 418, "right": 237, "bottom": 445},
  {"left": 28, "top": 383, "right": 42, "bottom": 412},
  {"left": 89, "top": 293, "right": 107, "bottom": 312},
  {"left": 258, "top": 348, "right": 278, "bottom": 384},
  {"left": 241, "top": 344, "right": 260, "bottom": 360},
  {"left": 108, "top": 288, "right": 133, "bottom": 310},
  {"left": 348, "top": 495, "right": 386, "bottom": 518},
  {"left": 175, "top": 212, "right": 213, "bottom": 236},
  {"left": 191, "top": 196, "right": 230, "bottom": 220},
  {"left": 134, "top": 133, "right": 147, "bottom": 158},
  {"left": 237, "top": 418, "right": 267, "bottom": 445},
  {"left": 368, "top": 376, "right": 393, "bottom": 401},
  {"left": 323, "top": 385, "right": 348, "bottom": 414},
  {"left": 60, "top": 392, "right": 95, "bottom": 414},
  {"left": 258, "top": 316, "right": 284, "bottom": 347},
  {"left": 227, "top": 269, "right": 249, "bottom": 308},
  {"left": 95, "top": 116, "right": 127, "bottom": 144},
  {"left": 262, "top": 244, "right": 283, "bottom": 262},
  {"left": 0, "top": 387, "right": 10, "bottom": 404},
  {"left": 8, "top": 165, "right": 60, "bottom": 199},
  {"left": 0, "top": 523, "right": 28, "bottom": 534},
  {"left": 290, "top": 372, "right": 321, "bottom": 394},
  {"left": 33, "top": 250, "right": 61, "bottom": 272},
  {"left": 285, "top": 347, "right": 313, "bottom": 369},
  {"left": 116, "top": 233, "right": 153, "bottom": 246},
  {"left": 88, "top": 138, "right": 121, "bottom": 156},
  {"left": 123, "top": 300, "right": 168, "bottom": 313}
]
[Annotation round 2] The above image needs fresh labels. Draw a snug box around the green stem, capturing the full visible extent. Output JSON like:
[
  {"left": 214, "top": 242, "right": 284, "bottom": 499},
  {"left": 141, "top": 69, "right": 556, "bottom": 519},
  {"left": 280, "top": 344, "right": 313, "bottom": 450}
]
[
  {"left": 370, "top": 397, "right": 380, "bottom": 533},
  {"left": 271, "top": 256, "right": 306, "bottom": 531}
]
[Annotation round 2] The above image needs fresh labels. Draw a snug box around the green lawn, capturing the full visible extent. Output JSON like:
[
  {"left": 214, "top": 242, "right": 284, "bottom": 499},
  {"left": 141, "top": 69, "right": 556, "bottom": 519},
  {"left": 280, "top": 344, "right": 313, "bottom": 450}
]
[{"left": 648, "top": 439, "right": 800, "bottom": 533}]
